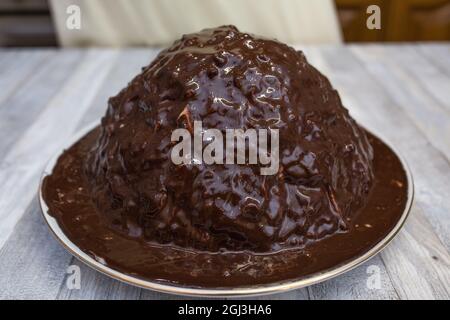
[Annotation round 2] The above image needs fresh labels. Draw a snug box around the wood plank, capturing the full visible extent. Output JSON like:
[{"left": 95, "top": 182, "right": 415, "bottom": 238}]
[
  {"left": 57, "top": 259, "right": 141, "bottom": 300},
  {"left": 307, "top": 45, "right": 449, "bottom": 299},
  {"left": 0, "top": 197, "right": 72, "bottom": 299},
  {"left": 0, "top": 49, "right": 118, "bottom": 251},
  {"left": 418, "top": 44, "right": 450, "bottom": 76},
  {"left": 0, "top": 49, "right": 165, "bottom": 300},
  {"left": 396, "top": 45, "right": 450, "bottom": 111},
  {"left": 349, "top": 45, "right": 450, "bottom": 249},
  {"left": 308, "top": 257, "right": 399, "bottom": 300},
  {"left": 352, "top": 45, "right": 450, "bottom": 160},
  {"left": 0, "top": 49, "right": 84, "bottom": 157},
  {"left": 381, "top": 206, "right": 450, "bottom": 299},
  {"left": 0, "top": 50, "right": 53, "bottom": 105},
  {"left": 0, "top": 49, "right": 179, "bottom": 300}
]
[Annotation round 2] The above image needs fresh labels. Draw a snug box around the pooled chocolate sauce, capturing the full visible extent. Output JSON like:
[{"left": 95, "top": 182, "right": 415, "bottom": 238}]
[
  {"left": 42, "top": 128, "right": 407, "bottom": 287},
  {"left": 41, "top": 26, "right": 409, "bottom": 287}
]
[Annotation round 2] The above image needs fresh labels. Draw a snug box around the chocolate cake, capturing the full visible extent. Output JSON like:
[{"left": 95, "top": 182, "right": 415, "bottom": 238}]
[{"left": 84, "top": 26, "right": 374, "bottom": 252}]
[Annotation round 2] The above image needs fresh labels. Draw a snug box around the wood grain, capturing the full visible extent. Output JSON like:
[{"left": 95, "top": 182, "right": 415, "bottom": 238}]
[
  {"left": 302, "top": 45, "right": 450, "bottom": 299},
  {"left": 0, "top": 49, "right": 117, "bottom": 249},
  {"left": 0, "top": 46, "right": 448, "bottom": 300}
]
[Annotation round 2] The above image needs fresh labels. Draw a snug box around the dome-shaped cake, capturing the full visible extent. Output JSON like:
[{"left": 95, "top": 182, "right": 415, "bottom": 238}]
[{"left": 85, "top": 26, "right": 374, "bottom": 252}]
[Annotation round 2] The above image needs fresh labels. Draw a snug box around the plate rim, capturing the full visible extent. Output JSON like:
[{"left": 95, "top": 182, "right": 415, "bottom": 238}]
[{"left": 38, "top": 121, "right": 414, "bottom": 298}]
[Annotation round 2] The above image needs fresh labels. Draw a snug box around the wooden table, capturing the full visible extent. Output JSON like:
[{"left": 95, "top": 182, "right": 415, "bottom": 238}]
[{"left": 0, "top": 45, "right": 449, "bottom": 300}]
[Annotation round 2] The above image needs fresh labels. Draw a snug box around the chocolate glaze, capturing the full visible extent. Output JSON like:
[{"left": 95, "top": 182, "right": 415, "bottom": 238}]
[
  {"left": 83, "top": 26, "right": 373, "bottom": 252},
  {"left": 41, "top": 26, "right": 409, "bottom": 287},
  {"left": 42, "top": 127, "right": 407, "bottom": 287}
]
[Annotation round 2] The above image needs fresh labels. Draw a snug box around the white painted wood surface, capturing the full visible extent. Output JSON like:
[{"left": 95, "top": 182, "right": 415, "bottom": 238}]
[{"left": 0, "top": 46, "right": 448, "bottom": 300}]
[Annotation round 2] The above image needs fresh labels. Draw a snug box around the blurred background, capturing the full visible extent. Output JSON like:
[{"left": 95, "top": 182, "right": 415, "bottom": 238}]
[{"left": 0, "top": 0, "right": 449, "bottom": 47}]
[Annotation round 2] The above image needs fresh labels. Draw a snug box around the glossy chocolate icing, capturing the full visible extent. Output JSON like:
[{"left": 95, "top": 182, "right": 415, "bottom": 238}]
[
  {"left": 83, "top": 26, "right": 374, "bottom": 252},
  {"left": 42, "top": 26, "right": 410, "bottom": 287},
  {"left": 42, "top": 128, "right": 408, "bottom": 287}
]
